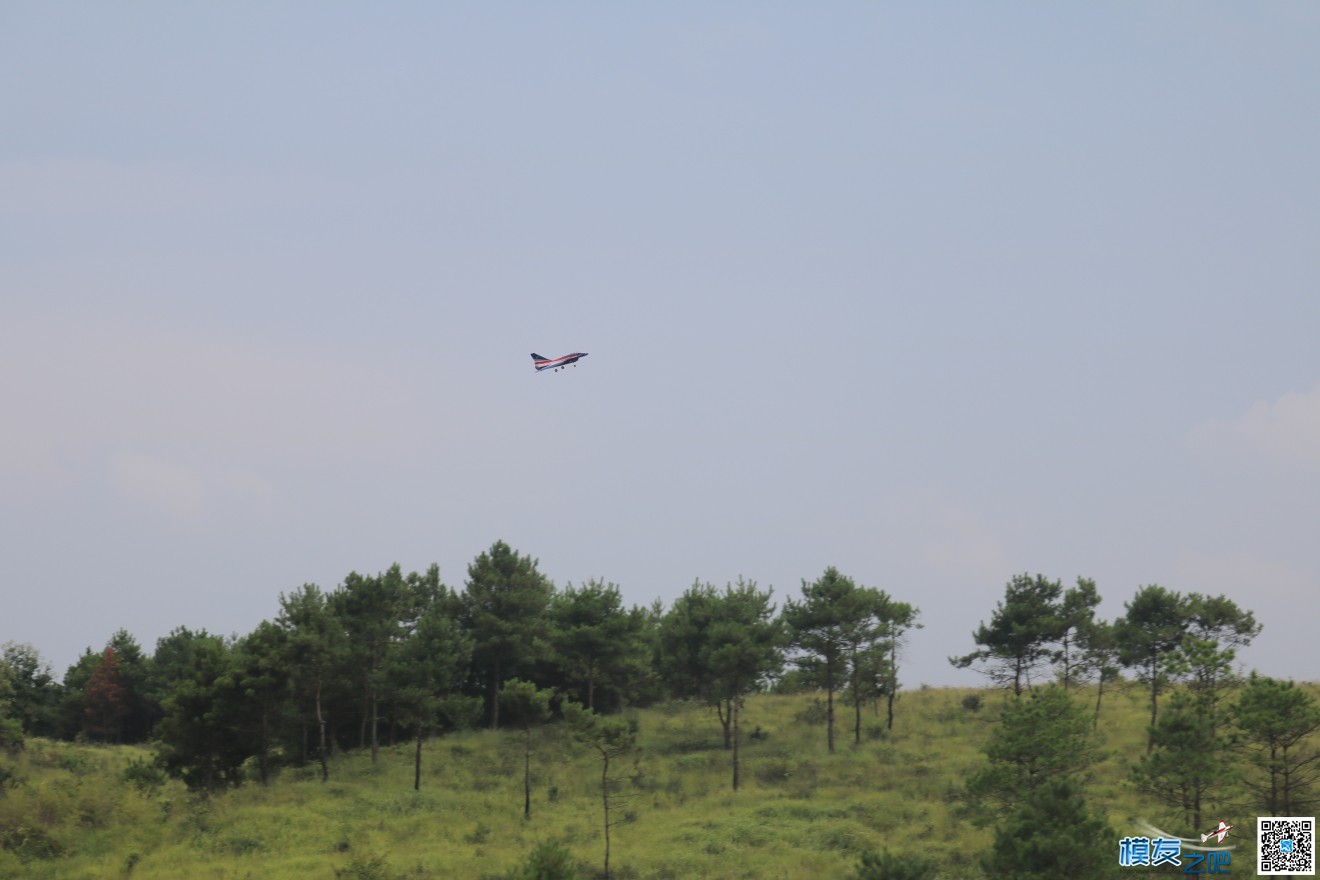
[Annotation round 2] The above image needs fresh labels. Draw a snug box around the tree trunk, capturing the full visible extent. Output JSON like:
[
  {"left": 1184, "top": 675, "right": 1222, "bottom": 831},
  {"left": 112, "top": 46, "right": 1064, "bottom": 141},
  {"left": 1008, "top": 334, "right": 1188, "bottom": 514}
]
[
  {"left": 414, "top": 724, "right": 424, "bottom": 792},
  {"left": 601, "top": 751, "right": 612, "bottom": 880},
  {"left": 732, "top": 694, "right": 742, "bottom": 791},
  {"left": 1092, "top": 676, "right": 1105, "bottom": 732},
  {"left": 826, "top": 680, "right": 836, "bottom": 754},
  {"left": 852, "top": 664, "right": 863, "bottom": 746},
  {"left": 716, "top": 700, "right": 732, "bottom": 750},
  {"left": 1148, "top": 656, "right": 1159, "bottom": 754},
  {"left": 360, "top": 684, "right": 370, "bottom": 750},
  {"left": 524, "top": 730, "right": 532, "bottom": 819},
  {"left": 490, "top": 658, "right": 502, "bottom": 730},
  {"left": 258, "top": 708, "right": 270, "bottom": 785},
  {"left": 370, "top": 684, "right": 379, "bottom": 766},
  {"left": 316, "top": 678, "right": 329, "bottom": 782},
  {"left": 886, "top": 642, "right": 897, "bottom": 730}
]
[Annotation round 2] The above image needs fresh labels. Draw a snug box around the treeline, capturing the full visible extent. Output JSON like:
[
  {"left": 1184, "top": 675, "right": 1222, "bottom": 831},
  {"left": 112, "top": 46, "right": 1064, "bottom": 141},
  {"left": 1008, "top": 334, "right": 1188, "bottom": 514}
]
[
  {"left": 0, "top": 542, "right": 918, "bottom": 792},
  {"left": 945, "top": 573, "right": 1320, "bottom": 878}
]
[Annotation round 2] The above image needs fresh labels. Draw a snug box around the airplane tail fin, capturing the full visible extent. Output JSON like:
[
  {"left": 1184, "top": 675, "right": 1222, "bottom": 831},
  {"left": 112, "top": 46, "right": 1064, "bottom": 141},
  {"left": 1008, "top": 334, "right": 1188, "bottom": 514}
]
[{"left": 531, "top": 353, "right": 547, "bottom": 361}]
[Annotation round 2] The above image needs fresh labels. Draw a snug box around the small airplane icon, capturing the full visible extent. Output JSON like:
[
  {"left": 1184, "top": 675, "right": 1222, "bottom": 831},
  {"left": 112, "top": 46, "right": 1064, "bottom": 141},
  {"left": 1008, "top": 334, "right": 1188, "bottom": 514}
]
[
  {"left": 1201, "top": 821, "right": 1233, "bottom": 844},
  {"left": 531, "top": 352, "right": 588, "bottom": 373}
]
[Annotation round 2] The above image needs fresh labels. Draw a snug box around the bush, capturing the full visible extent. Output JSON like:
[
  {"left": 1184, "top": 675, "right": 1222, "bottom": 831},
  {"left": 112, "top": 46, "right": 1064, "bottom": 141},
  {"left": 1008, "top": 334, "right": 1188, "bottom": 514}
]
[
  {"left": 982, "top": 779, "right": 1116, "bottom": 880},
  {"left": 507, "top": 841, "right": 579, "bottom": 880},
  {"left": 121, "top": 757, "right": 168, "bottom": 791},
  {"left": 0, "top": 823, "right": 64, "bottom": 862},
  {"left": 794, "top": 699, "right": 828, "bottom": 726},
  {"left": 854, "top": 848, "right": 937, "bottom": 880},
  {"left": 0, "top": 719, "right": 23, "bottom": 756},
  {"left": 961, "top": 694, "right": 983, "bottom": 712},
  {"left": 334, "top": 851, "right": 390, "bottom": 880}
]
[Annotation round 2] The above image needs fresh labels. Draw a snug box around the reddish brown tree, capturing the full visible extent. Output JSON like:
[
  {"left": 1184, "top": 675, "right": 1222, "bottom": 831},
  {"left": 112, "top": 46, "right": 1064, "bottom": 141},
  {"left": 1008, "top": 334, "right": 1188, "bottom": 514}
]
[{"left": 84, "top": 647, "right": 128, "bottom": 742}]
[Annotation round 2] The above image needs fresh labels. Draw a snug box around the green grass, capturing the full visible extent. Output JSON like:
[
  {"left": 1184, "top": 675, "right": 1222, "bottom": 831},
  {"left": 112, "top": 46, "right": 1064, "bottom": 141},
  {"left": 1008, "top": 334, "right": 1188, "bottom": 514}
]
[{"left": 1, "top": 684, "right": 1309, "bottom": 879}]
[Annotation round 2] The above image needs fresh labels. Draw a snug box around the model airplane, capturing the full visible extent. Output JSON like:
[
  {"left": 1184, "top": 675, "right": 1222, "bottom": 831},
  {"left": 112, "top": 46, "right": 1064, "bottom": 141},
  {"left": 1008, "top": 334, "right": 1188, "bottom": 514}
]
[
  {"left": 531, "top": 352, "right": 588, "bottom": 373},
  {"left": 1201, "top": 821, "right": 1233, "bottom": 844}
]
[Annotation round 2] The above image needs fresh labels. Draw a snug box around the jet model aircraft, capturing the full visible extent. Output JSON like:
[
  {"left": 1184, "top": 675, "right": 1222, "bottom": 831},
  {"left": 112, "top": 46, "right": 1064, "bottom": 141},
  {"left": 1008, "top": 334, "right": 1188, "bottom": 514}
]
[
  {"left": 1201, "top": 822, "right": 1233, "bottom": 845},
  {"left": 531, "top": 352, "right": 588, "bottom": 373}
]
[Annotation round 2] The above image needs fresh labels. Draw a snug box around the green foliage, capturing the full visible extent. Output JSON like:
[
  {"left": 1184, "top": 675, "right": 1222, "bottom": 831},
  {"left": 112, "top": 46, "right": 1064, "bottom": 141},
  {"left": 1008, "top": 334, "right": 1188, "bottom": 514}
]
[
  {"left": 550, "top": 580, "right": 654, "bottom": 712},
  {"left": 967, "top": 685, "right": 1101, "bottom": 812},
  {"left": 0, "top": 686, "right": 1307, "bottom": 879},
  {"left": 334, "top": 851, "right": 391, "bottom": 880},
  {"left": 0, "top": 719, "right": 22, "bottom": 758},
  {"left": 463, "top": 541, "right": 555, "bottom": 730},
  {"left": 1115, "top": 584, "right": 1188, "bottom": 746},
  {"left": 853, "top": 848, "right": 937, "bottom": 880},
  {"left": 507, "top": 841, "right": 580, "bottom": 880},
  {"left": 120, "top": 756, "right": 167, "bottom": 791},
  {"left": 1132, "top": 689, "right": 1231, "bottom": 833},
  {"left": 0, "top": 643, "right": 60, "bottom": 738},
  {"left": 950, "top": 573, "right": 1066, "bottom": 696},
  {"left": 153, "top": 633, "right": 250, "bottom": 791},
  {"left": 983, "top": 778, "right": 1117, "bottom": 880},
  {"left": 1233, "top": 673, "right": 1320, "bottom": 814}
]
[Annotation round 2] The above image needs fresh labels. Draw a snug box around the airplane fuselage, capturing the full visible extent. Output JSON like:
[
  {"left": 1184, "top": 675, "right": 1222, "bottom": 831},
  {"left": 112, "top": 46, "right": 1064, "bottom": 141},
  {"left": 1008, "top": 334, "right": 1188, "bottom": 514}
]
[{"left": 532, "top": 352, "right": 588, "bottom": 372}]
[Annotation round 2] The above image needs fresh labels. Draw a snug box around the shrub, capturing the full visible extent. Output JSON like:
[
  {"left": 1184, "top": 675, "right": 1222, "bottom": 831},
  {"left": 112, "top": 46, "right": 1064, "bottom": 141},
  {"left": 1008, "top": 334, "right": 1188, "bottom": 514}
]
[
  {"left": 854, "top": 848, "right": 938, "bottom": 880},
  {"left": 794, "top": 699, "right": 828, "bottom": 726},
  {"left": 121, "top": 757, "right": 167, "bottom": 791},
  {"left": 961, "top": 694, "right": 983, "bottom": 712},
  {"left": 0, "top": 822, "right": 64, "bottom": 862},
  {"left": 507, "top": 840, "right": 579, "bottom": 880},
  {"left": 334, "top": 851, "right": 390, "bottom": 880}
]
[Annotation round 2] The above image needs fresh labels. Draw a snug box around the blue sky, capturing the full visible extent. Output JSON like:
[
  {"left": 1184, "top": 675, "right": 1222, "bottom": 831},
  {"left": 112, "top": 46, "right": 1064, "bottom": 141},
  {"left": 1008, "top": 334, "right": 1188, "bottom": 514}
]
[{"left": 3, "top": 3, "right": 1318, "bottom": 687}]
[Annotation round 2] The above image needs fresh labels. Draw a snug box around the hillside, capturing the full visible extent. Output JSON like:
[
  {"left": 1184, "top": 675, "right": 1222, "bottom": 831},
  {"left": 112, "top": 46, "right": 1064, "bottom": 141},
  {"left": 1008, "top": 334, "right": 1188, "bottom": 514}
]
[{"left": 0, "top": 684, "right": 1295, "bottom": 879}]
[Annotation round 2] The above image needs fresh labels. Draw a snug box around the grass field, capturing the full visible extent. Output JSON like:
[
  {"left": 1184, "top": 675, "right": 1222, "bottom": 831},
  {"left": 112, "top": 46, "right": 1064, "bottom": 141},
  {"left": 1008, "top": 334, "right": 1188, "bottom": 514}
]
[{"left": 0, "top": 683, "right": 1303, "bottom": 879}]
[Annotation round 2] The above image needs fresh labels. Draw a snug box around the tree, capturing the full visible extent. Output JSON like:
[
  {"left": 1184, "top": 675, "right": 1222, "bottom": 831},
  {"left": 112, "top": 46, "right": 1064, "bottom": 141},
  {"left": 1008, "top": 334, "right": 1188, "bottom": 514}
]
[
  {"left": 836, "top": 587, "right": 917, "bottom": 745},
  {"left": 1069, "top": 618, "right": 1120, "bottom": 730},
  {"left": 1115, "top": 585, "right": 1189, "bottom": 752},
  {"left": 1233, "top": 674, "right": 1320, "bottom": 815},
  {"left": 549, "top": 580, "right": 651, "bottom": 711},
  {"left": 564, "top": 703, "right": 638, "bottom": 880},
  {"left": 1054, "top": 578, "right": 1101, "bottom": 692},
  {"left": 500, "top": 679, "right": 554, "bottom": 818},
  {"left": 83, "top": 646, "right": 128, "bottom": 742},
  {"left": 658, "top": 579, "right": 782, "bottom": 790},
  {"left": 783, "top": 567, "right": 868, "bottom": 753},
  {"left": 229, "top": 621, "right": 291, "bottom": 785},
  {"left": 0, "top": 660, "right": 23, "bottom": 756},
  {"left": 388, "top": 590, "right": 477, "bottom": 792},
  {"left": 0, "top": 642, "right": 60, "bottom": 737},
  {"left": 155, "top": 634, "right": 250, "bottom": 792},
  {"left": 950, "top": 573, "right": 1065, "bottom": 697},
  {"left": 331, "top": 563, "right": 430, "bottom": 763},
  {"left": 877, "top": 599, "right": 921, "bottom": 732},
  {"left": 1132, "top": 689, "right": 1231, "bottom": 834},
  {"left": 1175, "top": 593, "right": 1261, "bottom": 734},
  {"left": 277, "top": 585, "right": 347, "bottom": 781},
  {"left": 982, "top": 778, "right": 1118, "bottom": 880},
  {"left": 462, "top": 541, "right": 554, "bottom": 730},
  {"left": 966, "top": 684, "right": 1103, "bottom": 813}
]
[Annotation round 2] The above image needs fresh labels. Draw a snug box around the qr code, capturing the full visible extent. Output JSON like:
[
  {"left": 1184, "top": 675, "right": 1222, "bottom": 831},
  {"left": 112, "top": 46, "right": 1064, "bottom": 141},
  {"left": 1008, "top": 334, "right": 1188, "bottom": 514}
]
[{"left": 1259, "top": 817, "right": 1315, "bottom": 875}]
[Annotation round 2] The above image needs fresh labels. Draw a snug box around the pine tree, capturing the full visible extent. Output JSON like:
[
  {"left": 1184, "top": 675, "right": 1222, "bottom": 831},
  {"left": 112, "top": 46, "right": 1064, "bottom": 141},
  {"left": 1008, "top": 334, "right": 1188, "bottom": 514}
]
[{"left": 83, "top": 647, "right": 128, "bottom": 742}]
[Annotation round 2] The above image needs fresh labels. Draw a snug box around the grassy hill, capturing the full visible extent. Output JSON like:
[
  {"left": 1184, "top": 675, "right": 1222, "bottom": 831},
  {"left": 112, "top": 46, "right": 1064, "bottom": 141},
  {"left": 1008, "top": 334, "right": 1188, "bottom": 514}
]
[{"left": 0, "top": 684, "right": 1297, "bottom": 879}]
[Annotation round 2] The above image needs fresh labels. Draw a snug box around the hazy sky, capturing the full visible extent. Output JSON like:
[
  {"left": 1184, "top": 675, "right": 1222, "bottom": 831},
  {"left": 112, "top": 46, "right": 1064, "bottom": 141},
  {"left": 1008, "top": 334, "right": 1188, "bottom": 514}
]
[{"left": 4, "top": 3, "right": 1318, "bottom": 688}]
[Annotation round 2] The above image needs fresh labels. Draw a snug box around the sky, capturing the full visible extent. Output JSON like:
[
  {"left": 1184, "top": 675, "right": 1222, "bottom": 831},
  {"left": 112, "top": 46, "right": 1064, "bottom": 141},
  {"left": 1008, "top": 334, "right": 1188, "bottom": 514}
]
[{"left": 3, "top": 3, "right": 1318, "bottom": 688}]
